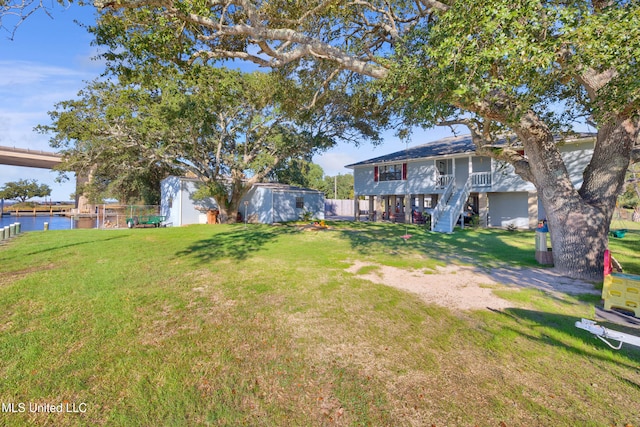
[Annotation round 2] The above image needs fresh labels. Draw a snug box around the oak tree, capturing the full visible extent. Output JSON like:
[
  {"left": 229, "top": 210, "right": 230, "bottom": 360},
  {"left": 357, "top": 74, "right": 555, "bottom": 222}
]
[
  {"left": 93, "top": 0, "right": 639, "bottom": 279},
  {"left": 0, "top": 179, "right": 51, "bottom": 203},
  {"left": 42, "top": 65, "right": 378, "bottom": 221}
]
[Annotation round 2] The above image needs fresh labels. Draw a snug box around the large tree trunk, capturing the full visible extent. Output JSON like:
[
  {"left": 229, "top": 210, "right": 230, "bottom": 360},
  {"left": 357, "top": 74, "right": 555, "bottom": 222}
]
[
  {"left": 217, "top": 174, "right": 251, "bottom": 224},
  {"left": 516, "top": 113, "right": 636, "bottom": 281},
  {"left": 545, "top": 199, "right": 609, "bottom": 281}
]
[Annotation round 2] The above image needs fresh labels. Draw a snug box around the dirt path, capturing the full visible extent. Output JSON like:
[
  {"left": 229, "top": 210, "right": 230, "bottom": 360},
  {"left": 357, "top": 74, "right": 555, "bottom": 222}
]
[{"left": 346, "top": 261, "right": 599, "bottom": 311}]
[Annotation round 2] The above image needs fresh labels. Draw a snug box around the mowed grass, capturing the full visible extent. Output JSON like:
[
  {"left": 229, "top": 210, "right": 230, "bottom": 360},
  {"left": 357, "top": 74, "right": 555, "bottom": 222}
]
[{"left": 0, "top": 221, "right": 639, "bottom": 426}]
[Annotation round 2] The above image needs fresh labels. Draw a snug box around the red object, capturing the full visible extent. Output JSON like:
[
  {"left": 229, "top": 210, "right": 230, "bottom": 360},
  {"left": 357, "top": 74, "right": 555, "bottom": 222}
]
[
  {"left": 374, "top": 166, "right": 379, "bottom": 182},
  {"left": 604, "top": 249, "right": 612, "bottom": 276},
  {"left": 402, "top": 163, "right": 407, "bottom": 180}
]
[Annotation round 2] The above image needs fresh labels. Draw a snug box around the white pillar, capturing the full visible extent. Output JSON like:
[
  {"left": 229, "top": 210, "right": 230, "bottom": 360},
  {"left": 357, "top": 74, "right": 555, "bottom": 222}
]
[
  {"left": 375, "top": 196, "right": 383, "bottom": 222},
  {"left": 404, "top": 194, "right": 411, "bottom": 223},
  {"left": 368, "top": 197, "right": 374, "bottom": 221},
  {"left": 354, "top": 196, "right": 359, "bottom": 221}
]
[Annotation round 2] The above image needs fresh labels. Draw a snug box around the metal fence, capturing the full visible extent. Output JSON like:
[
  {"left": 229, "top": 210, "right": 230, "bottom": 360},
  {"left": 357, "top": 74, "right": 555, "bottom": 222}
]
[{"left": 97, "top": 205, "right": 161, "bottom": 228}]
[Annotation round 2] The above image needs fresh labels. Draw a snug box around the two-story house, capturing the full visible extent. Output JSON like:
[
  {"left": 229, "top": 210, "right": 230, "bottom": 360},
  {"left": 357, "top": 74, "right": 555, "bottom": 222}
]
[{"left": 346, "top": 133, "right": 595, "bottom": 232}]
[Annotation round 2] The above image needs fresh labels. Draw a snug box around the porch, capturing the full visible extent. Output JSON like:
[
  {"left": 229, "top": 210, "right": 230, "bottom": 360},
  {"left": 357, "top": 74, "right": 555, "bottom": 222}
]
[{"left": 355, "top": 172, "right": 491, "bottom": 232}]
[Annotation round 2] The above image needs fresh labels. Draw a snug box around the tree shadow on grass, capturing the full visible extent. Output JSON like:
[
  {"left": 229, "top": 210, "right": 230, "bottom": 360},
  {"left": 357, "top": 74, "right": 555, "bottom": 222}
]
[
  {"left": 496, "top": 307, "right": 640, "bottom": 368},
  {"left": 0, "top": 234, "right": 129, "bottom": 259},
  {"left": 334, "top": 221, "right": 423, "bottom": 255},
  {"left": 174, "top": 225, "right": 299, "bottom": 264},
  {"left": 333, "top": 222, "right": 536, "bottom": 268}
]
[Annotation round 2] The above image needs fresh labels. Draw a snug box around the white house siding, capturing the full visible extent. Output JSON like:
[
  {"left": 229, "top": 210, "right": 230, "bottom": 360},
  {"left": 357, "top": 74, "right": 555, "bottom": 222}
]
[
  {"left": 488, "top": 192, "right": 530, "bottom": 228},
  {"left": 353, "top": 167, "right": 373, "bottom": 195},
  {"left": 560, "top": 140, "right": 594, "bottom": 188},
  {"left": 355, "top": 160, "right": 443, "bottom": 196},
  {"left": 406, "top": 160, "right": 439, "bottom": 194},
  {"left": 355, "top": 157, "right": 499, "bottom": 197},
  {"left": 353, "top": 166, "right": 406, "bottom": 196},
  {"left": 490, "top": 162, "right": 535, "bottom": 193},
  {"left": 454, "top": 157, "right": 469, "bottom": 187},
  {"left": 489, "top": 140, "right": 594, "bottom": 193},
  {"left": 472, "top": 156, "right": 492, "bottom": 173}
]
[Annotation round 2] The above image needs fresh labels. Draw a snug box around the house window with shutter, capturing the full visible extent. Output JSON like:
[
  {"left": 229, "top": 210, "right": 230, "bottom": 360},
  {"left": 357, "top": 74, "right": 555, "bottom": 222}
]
[{"left": 377, "top": 163, "right": 407, "bottom": 181}]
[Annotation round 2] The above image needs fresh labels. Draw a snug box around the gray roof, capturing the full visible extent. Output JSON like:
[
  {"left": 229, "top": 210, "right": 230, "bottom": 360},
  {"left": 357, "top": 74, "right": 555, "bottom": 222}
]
[
  {"left": 345, "top": 134, "right": 477, "bottom": 168},
  {"left": 345, "top": 132, "right": 596, "bottom": 168},
  {"left": 170, "top": 177, "right": 322, "bottom": 194},
  {"left": 252, "top": 182, "right": 324, "bottom": 193}
]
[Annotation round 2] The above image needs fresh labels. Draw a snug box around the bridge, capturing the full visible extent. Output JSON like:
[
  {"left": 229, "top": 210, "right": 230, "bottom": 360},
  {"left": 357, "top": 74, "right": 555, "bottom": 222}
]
[
  {"left": 0, "top": 146, "right": 91, "bottom": 213},
  {"left": 0, "top": 145, "right": 63, "bottom": 169}
]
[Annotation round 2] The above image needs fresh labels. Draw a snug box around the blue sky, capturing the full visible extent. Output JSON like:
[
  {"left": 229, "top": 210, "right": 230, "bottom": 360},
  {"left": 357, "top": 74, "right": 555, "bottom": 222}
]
[{"left": 0, "top": 4, "right": 458, "bottom": 202}]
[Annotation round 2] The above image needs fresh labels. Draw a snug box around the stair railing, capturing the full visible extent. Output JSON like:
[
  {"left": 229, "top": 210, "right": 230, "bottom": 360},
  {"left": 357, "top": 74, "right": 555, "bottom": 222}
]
[
  {"left": 449, "top": 177, "right": 472, "bottom": 231},
  {"left": 431, "top": 178, "right": 456, "bottom": 231}
]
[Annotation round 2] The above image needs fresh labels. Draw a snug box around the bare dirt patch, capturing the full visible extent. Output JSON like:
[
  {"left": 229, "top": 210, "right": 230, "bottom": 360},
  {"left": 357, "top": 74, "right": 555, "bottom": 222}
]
[
  {"left": 347, "top": 261, "right": 513, "bottom": 310},
  {"left": 0, "top": 263, "right": 57, "bottom": 287},
  {"left": 346, "top": 261, "right": 599, "bottom": 311}
]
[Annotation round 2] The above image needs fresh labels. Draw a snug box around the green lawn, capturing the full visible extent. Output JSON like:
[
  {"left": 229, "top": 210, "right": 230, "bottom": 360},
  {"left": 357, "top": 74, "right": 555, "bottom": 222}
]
[{"left": 0, "top": 222, "right": 638, "bottom": 426}]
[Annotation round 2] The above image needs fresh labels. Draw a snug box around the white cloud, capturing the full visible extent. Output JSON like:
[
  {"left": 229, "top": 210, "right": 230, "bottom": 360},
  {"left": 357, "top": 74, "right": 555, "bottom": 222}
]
[
  {"left": 0, "top": 60, "right": 95, "bottom": 200},
  {"left": 0, "top": 60, "right": 88, "bottom": 87}
]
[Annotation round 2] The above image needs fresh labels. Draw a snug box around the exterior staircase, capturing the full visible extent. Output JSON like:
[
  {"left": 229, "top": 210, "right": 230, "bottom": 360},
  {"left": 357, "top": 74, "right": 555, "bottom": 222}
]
[{"left": 431, "top": 177, "right": 472, "bottom": 233}]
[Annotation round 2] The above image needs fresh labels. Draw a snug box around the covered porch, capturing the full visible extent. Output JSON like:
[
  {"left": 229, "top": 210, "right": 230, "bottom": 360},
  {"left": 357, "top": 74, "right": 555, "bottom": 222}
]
[{"left": 355, "top": 193, "right": 438, "bottom": 224}]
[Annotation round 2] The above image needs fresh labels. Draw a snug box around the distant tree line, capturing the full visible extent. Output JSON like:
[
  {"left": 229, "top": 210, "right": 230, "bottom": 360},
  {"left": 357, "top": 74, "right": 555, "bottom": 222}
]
[{"left": 273, "top": 159, "right": 354, "bottom": 199}]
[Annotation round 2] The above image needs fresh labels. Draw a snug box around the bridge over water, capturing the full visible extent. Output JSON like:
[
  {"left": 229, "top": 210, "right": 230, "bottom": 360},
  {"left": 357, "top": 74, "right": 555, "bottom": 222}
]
[{"left": 0, "top": 146, "right": 90, "bottom": 213}]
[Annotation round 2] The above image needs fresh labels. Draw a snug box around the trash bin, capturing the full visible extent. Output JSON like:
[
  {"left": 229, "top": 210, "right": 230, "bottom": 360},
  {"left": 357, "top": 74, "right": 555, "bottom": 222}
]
[
  {"left": 535, "top": 231, "right": 548, "bottom": 251},
  {"left": 207, "top": 209, "right": 219, "bottom": 224}
]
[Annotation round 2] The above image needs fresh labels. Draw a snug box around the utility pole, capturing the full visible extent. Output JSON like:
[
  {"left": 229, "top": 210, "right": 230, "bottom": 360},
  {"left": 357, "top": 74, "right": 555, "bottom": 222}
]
[{"left": 334, "top": 175, "right": 337, "bottom": 199}]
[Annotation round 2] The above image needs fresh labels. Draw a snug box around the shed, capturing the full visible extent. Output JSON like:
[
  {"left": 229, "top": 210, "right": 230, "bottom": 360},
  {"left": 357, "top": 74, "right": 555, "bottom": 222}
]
[
  {"left": 160, "top": 176, "right": 218, "bottom": 226},
  {"left": 160, "top": 177, "right": 325, "bottom": 225},
  {"left": 242, "top": 183, "right": 325, "bottom": 224}
]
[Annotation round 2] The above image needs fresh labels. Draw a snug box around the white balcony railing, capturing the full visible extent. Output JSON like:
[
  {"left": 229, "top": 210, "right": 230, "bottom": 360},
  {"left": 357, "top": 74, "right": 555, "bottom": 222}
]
[
  {"left": 435, "top": 174, "right": 454, "bottom": 189},
  {"left": 470, "top": 172, "right": 492, "bottom": 188}
]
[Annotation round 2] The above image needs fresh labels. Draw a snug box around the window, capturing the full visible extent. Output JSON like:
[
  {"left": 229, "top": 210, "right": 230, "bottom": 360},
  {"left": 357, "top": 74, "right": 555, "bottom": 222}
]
[
  {"left": 295, "top": 197, "right": 304, "bottom": 209},
  {"left": 376, "top": 163, "right": 406, "bottom": 181}
]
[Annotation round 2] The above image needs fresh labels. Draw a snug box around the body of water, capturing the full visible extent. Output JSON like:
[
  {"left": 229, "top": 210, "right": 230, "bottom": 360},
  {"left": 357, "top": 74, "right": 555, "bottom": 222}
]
[{"left": 0, "top": 215, "right": 98, "bottom": 232}]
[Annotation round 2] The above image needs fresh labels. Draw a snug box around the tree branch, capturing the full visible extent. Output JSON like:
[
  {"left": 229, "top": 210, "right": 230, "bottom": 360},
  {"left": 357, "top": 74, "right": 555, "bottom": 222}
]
[{"left": 438, "top": 117, "right": 534, "bottom": 182}]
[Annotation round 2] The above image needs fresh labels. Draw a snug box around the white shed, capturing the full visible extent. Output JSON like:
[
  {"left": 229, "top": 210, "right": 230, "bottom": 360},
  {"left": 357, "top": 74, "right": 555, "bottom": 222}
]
[
  {"left": 160, "top": 176, "right": 218, "bottom": 226},
  {"left": 242, "top": 183, "right": 325, "bottom": 224},
  {"left": 160, "top": 177, "right": 325, "bottom": 225}
]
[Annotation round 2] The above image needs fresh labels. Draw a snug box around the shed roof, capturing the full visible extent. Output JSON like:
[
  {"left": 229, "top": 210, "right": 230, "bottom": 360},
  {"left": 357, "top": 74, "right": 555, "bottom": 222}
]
[
  {"left": 252, "top": 182, "right": 324, "bottom": 194},
  {"left": 167, "top": 176, "right": 323, "bottom": 194},
  {"left": 345, "top": 132, "right": 596, "bottom": 168}
]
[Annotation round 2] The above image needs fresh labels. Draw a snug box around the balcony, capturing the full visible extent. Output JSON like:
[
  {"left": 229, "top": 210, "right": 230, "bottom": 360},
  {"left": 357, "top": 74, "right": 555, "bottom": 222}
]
[{"left": 471, "top": 172, "right": 491, "bottom": 189}]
